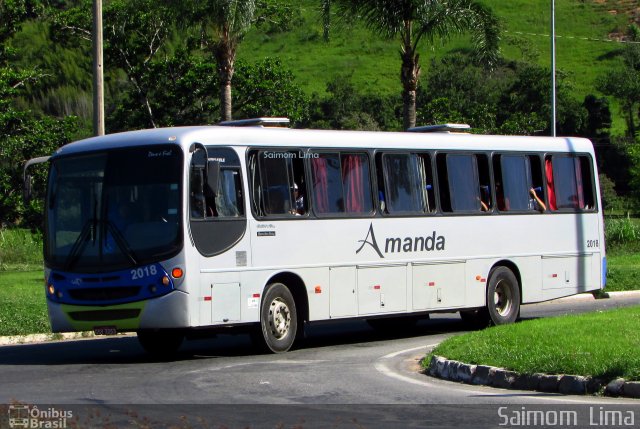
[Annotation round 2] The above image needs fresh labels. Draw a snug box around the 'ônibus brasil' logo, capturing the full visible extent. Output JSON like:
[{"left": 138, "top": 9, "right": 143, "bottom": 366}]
[{"left": 356, "top": 223, "right": 445, "bottom": 259}]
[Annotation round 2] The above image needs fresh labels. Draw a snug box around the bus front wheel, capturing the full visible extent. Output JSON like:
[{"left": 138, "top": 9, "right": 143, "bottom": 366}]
[
  {"left": 486, "top": 266, "right": 520, "bottom": 325},
  {"left": 258, "top": 282, "right": 298, "bottom": 353}
]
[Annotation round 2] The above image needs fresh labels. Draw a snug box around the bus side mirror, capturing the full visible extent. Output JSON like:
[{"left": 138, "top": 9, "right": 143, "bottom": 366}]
[
  {"left": 23, "top": 174, "right": 33, "bottom": 203},
  {"left": 206, "top": 160, "right": 220, "bottom": 195},
  {"left": 23, "top": 156, "right": 50, "bottom": 203}
]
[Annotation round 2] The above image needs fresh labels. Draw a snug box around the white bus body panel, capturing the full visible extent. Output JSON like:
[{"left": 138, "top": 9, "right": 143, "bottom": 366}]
[{"left": 54, "top": 127, "right": 603, "bottom": 329}]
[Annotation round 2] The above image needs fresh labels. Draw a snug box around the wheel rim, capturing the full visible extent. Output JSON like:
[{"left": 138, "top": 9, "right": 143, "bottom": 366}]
[
  {"left": 493, "top": 279, "right": 513, "bottom": 317},
  {"left": 268, "top": 297, "right": 291, "bottom": 339}
]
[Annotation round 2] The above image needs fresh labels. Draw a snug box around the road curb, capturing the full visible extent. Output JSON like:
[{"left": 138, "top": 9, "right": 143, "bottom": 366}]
[
  {"left": 425, "top": 355, "right": 640, "bottom": 399},
  {"left": 0, "top": 331, "right": 136, "bottom": 346},
  {"left": 0, "top": 332, "right": 97, "bottom": 346}
]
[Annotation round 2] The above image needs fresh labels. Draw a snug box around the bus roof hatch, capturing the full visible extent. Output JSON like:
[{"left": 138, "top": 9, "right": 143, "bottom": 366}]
[
  {"left": 218, "top": 117, "right": 290, "bottom": 128},
  {"left": 407, "top": 123, "right": 471, "bottom": 133}
]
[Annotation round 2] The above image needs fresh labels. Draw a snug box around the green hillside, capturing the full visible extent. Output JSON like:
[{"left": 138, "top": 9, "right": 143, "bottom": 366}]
[
  {"left": 237, "top": 0, "right": 634, "bottom": 130},
  {"left": 10, "top": 0, "right": 638, "bottom": 133}
]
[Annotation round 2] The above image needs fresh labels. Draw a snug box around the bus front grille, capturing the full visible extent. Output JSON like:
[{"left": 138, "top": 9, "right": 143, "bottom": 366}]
[
  {"left": 68, "top": 287, "right": 141, "bottom": 301},
  {"left": 68, "top": 309, "right": 141, "bottom": 321}
]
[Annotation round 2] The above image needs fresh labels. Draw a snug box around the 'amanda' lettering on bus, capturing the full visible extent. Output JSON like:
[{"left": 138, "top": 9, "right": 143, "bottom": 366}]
[{"left": 356, "top": 223, "right": 445, "bottom": 259}]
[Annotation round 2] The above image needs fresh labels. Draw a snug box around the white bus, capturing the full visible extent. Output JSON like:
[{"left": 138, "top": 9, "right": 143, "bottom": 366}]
[{"left": 27, "top": 119, "right": 606, "bottom": 354}]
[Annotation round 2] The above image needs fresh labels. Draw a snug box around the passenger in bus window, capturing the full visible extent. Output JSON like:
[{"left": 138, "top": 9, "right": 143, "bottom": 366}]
[
  {"left": 479, "top": 185, "right": 491, "bottom": 211},
  {"left": 378, "top": 190, "right": 386, "bottom": 212},
  {"left": 478, "top": 197, "right": 489, "bottom": 212},
  {"left": 293, "top": 182, "right": 305, "bottom": 215},
  {"left": 529, "top": 188, "right": 546, "bottom": 212}
]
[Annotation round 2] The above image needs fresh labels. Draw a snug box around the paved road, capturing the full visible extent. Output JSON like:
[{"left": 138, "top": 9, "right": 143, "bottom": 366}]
[{"left": 1, "top": 292, "right": 639, "bottom": 427}]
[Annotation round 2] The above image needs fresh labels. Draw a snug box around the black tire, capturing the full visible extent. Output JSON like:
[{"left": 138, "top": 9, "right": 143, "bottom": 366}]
[
  {"left": 486, "top": 266, "right": 520, "bottom": 325},
  {"left": 258, "top": 282, "right": 298, "bottom": 353},
  {"left": 137, "top": 329, "right": 184, "bottom": 356}
]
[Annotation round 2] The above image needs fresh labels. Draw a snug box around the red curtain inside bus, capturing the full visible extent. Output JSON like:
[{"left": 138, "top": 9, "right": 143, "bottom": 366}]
[
  {"left": 342, "top": 154, "right": 366, "bottom": 213},
  {"left": 545, "top": 158, "right": 557, "bottom": 211},
  {"left": 312, "top": 157, "right": 330, "bottom": 213}
]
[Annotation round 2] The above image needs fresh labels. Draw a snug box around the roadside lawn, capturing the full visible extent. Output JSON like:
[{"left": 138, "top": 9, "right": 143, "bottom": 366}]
[
  {"left": 606, "top": 251, "right": 640, "bottom": 292},
  {"left": 424, "top": 305, "right": 640, "bottom": 382},
  {"left": 0, "top": 271, "right": 49, "bottom": 336}
]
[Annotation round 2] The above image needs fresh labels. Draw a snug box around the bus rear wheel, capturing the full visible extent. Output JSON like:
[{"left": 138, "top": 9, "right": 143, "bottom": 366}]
[
  {"left": 257, "top": 282, "right": 298, "bottom": 353},
  {"left": 486, "top": 266, "right": 520, "bottom": 325},
  {"left": 137, "top": 329, "right": 184, "bottom": 356}
]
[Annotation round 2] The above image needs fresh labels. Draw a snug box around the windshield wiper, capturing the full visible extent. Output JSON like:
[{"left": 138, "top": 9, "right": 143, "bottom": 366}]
[
  {"left": 105, "top": 220, "right": 138, "bottom": 266},
  {"left": 64, "top": 219, "right": 94, "bottom": 271}
]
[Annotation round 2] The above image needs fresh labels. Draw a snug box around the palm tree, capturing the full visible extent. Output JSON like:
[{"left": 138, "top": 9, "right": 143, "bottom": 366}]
[
  {"left": 191, "top": 0, "right": 257, "bottom": 122},
  {"left": 334, "top": 0, "right": 500, "bottom": 130}
]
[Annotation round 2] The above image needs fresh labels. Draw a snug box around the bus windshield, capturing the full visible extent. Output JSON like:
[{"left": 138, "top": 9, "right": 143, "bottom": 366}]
[{"left": 45, "top": 145, "right": 183, "bottom": 273}]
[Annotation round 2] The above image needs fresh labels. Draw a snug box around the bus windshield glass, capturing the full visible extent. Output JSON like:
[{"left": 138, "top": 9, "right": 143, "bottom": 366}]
[{"left": 45, "top": 145, "right": 183, "bottom": 273}]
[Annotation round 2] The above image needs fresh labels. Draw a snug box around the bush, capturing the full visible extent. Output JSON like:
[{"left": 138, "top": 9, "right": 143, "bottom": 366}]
[
  {"left": 605, "top": 216, "right": 640, "bottom": 247},
  {"left": 0, "top": 228, "right": 43, "bottom": 271}
]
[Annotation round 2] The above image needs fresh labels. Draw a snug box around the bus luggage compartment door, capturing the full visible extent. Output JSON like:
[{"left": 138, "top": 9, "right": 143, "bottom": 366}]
[
  {"left": 356, "top": 265, "right": 406, "bottom": 315},
  {"left": 329, "top": 266, "right": 357, "bottom": 318},
  {"left": 412, "top": 262, "right": 465, "bottom": 310},
  {"left": 210, "top": 282, "right": 241, "bottom": 323},
  {"left": 542, "top": 254, "right": 593, "bottom": 291}
]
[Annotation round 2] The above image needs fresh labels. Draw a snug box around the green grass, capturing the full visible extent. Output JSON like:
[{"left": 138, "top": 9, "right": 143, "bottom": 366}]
[
  {"left": 0, "top": 270, "right": 49, "bottom": 336},
  {"left": 604, "top": 216, "right": 640, "bottom": 291},
  {"left": 606, "top": 251, "right": 640, "bottom": 292},
  {"left": 426, "top": 306, "right": 640, "bottom": 381},
  {"left": 0, "top": 228, "right": 43, "bottom": 272}
]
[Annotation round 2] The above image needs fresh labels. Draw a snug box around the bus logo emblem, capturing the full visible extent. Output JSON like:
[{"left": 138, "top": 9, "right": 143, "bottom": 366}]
[{"left": 356, "top": 223, "right": 384, "bottom": 258}]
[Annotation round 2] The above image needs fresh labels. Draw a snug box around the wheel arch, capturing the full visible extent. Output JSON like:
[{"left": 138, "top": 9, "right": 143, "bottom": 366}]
[
  {"left": 489, "top": 259, "right": 522, "bottom": 305},
  {"left": 265, "top": 271, "right": 309, "bottom": 325}
]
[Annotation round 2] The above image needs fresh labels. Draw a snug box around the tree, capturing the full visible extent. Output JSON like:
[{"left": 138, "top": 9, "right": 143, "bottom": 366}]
[
  {"left": 109, "top": 54, "right": 309, "bottom": 132},
  {"left": 334, "top": 0, "right": 500, "bottom": 130},
  {"left": 321, "top": 0, "right": 331, "bottom": 42},
  {"left": 233, "top": 58, "right": 309, "bottom": 124},
  {"left": 52, "top": 0, "right": 179, "bottom": 128},
  {"left": 582, "top": 95, "right": 611, "bottom": 142},
  {"left": 1, "top": 0, "right": 78, "bottom": 228},
  {"left": 305, "top": 75, "right": 401, "bottom": 131},
  {"left": 181, "top": 0, "right": 256, "bottom": 122}
]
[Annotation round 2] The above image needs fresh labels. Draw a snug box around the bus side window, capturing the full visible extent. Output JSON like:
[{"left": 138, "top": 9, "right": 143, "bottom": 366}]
[
  {"left": 477, "top": 153, "right": 492, "bottom": 211},
  {"left": 548, "top": 154, "right": 595, "bottom": 211},
  {"left": 419, "top": 153, "right": 436, "bottom": 213},
  {"left": 215, "top": 169, "right": 243, "bottom": 217},
  {"left": 529, "top": 155, "right": 546, "bottom": 210},
  {"left": 578, "top": 156, "right": 596, "bottom": 210},
  {"left": 190, "top": 149, "right": 244, "bottom": 219},
  {"left": 437, "top": 153, "right": 485, "bottom": 213},
  {"left": 250, "top": 150, "right": 306, "bottom": 217},
  {"left": 494, "top": 154, "right": 532, "bottom": 212},
  {"left": 312, "top": 152, "right": 373, "bottom": 216},
  {"left": 379, "top": 152, "right": 435, "bottom": 215},
  {"left": 190, "top": 148, "right": 210, "bottom": 219}
]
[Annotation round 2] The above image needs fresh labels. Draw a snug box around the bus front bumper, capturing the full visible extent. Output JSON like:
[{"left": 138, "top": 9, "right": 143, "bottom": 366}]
[{"left": 48, "top": 290, "right": 190, "bottom": 333}]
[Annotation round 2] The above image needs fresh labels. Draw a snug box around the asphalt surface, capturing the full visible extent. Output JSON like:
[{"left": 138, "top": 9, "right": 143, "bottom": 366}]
[{"left": 1, "top": 291, "right": 639, "bottom": 428}]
